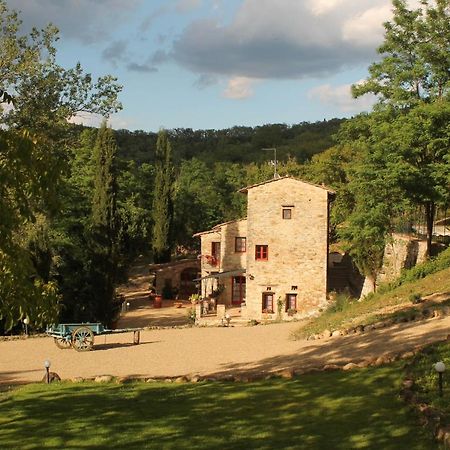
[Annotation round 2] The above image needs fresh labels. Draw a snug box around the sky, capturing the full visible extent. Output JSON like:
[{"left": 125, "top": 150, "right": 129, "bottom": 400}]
[{"left": 10, "top": 0, "right": 408, "bottom": 132}]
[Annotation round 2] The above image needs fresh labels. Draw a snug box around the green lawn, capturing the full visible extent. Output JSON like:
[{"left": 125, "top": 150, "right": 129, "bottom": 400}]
[
  {"left": 0, "top": 366, "right": 437, "bottom": 450},
  {"left": 407, "top": 341, "right": 450, "bottom": 416}
]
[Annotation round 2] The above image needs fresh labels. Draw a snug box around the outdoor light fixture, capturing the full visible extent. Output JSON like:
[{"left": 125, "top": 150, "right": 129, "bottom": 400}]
[
  {"left": 23, "top": 317, "right": 29, "bottom": 336},
  {"left": 126, "top": 302, "right": 130, "bottom": 311},
  {"left": 434, "top": 361, "right": 446, "bottom": 397},
  {"left": 225, "top": 313, "right": 231, "bottom": 327},
  {"left": 44, "top": 360, "right": 51, "bottom": 384}
]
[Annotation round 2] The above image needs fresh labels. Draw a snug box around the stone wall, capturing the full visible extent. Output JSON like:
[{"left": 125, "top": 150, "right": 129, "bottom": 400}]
[
  {"left": 377, "top": 234, "right": 428, "bottom": 286},
  {"left": 245, "top": 178, "right": 330, "bottom": 320}
]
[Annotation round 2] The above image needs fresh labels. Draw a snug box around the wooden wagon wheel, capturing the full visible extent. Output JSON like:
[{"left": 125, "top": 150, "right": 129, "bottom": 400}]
[
  {"left": 54, "top": 337, "right": 72, "bottom": 349},
  {"left": 71, "top": 326, "right": 94, "bottom": 352}
]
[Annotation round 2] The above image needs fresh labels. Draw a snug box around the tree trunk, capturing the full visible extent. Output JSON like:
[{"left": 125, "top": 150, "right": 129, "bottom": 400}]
[{"left": 425, "top": 201, "right": 435, "bottom": 258}]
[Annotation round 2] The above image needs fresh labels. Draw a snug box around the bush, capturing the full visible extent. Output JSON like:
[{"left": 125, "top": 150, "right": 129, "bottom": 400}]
[
  {"left": 327, "top": 293, "right": 355, "bottom": 313},
  {"left": 409, "top": 293, "right": 422, "bottom": 304}
]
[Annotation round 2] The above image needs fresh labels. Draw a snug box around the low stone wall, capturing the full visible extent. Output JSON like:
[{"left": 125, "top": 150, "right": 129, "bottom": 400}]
[{"left": 306, "top": 305, "right": 450, "bottom": 341}]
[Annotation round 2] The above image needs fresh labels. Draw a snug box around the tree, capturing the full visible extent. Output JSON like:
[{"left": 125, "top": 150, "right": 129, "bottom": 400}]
[
  {"left": 152, "top": 130, "right": 174, "bottom": 263},
  {"left": 346, "top": 0, "right": 450, "bottom": 259},
  {"left": 90, "top": 123, "right": 119, "bottom": 324},
  {"left": 0, "top": 1, "right": 122, "bottom": 330},
  {"left": 353, "top": 0, "right": 450, "bottom": 106}
]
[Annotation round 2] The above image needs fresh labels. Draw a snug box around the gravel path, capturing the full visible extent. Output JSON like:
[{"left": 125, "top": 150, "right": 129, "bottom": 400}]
[{"left": 1, "top": 315, "right": 450, "bottom": 385}]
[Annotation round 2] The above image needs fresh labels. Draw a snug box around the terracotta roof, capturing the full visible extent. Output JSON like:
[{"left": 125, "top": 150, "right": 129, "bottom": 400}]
[{"left": 238, "top": 175, "right": 335, "bottom": 194}]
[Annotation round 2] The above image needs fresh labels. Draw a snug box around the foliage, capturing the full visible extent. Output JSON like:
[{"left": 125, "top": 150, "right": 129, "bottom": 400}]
[
  {"left": 353, "top": 0, "right": 450, "bottom": 106},
  {"left": 327, "top": 292, "right": 355, "bottom": 314},
  {"left": 408, "top": 341, "right": 450, "bottom": 414},
  {"left": 89, "top": 123, "right": 119, "bottom": 324},
  {"left": 0, "top": 368, "right": 435, "bottom": 449},
  {"left": 115, "top": 119, "right": 344, "bottom": 166},
  {"left": 152, "top": 130, "right": 175, "bottom": 263},
  {"left": 347, "top": 0, "right": 450, "bottom": 259}
]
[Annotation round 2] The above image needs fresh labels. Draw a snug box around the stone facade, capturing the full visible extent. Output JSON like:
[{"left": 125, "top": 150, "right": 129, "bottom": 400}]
[
  {"left": 244, "top": 177, "right": 330, "bottom": 320},
  {"left": 150, "top": 259, "right": 200, "bottom": 299},
  {"left": 195, "top": 176, "right": 333, "bottom": 320}
]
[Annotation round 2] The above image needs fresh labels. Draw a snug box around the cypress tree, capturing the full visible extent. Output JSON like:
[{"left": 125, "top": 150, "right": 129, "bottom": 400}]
[
  {"left": 90, "top": 121, "right": 118, "bottom": 324},
  {"left": 151, "top": 130, "right": 174, "bottom": 263}
]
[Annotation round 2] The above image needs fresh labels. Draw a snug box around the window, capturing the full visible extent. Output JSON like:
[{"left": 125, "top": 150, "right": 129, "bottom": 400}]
[
  {"left": 255, "top": 245, "right": 268, "bottom": 261},
  {"left": 286, "top": 294, "right": 297, "bottom": 311},
  {"left": 232, "top": 276, "right": 246, "bottom": 304},
  {"left": 210, "top": 242, "right": 220, "bottom": 266},
  {"left": 282, "top": 208, "right": 292, "bottom": 219},
  {"left": 235, "top": 237, "right": 246, "bottom": 253},
  {"left": 262, "top": 292, "right": 274, "bottom": 313}
]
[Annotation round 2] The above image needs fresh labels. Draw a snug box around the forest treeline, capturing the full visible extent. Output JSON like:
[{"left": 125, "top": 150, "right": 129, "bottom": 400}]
[
  {"left": 1, "top": 0, "right": 450, "bottom": 333},
  {"left": 115, "top": 119, "right": 344, "bottom": 165}
]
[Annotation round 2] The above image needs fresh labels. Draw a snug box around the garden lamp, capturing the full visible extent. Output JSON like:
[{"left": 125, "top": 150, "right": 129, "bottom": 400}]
[
  {"left": 44, "top": 360, "right": 51, "bottom": 384},
  {"left": 23, "top": 317, "right": 29, "bottom": 336},
  {"left": 434, "top": 361, "right": 446, "bottom": 397}
]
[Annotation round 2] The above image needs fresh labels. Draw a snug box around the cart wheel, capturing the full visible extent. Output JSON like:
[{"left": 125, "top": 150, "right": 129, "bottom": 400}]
[
  {"left": 54, "top": 337, "right": 72, "bottom": 349},
  {"left": 71, "top": 326, "right": 94, "bottom": 352}
]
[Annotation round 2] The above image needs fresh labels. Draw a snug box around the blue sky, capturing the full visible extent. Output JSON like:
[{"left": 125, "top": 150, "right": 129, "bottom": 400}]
[{"left": 11, "top": 0, "right": 405, "bottom": 132}]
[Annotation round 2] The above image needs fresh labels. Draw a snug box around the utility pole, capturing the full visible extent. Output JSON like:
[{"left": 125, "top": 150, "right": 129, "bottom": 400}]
[{"left": 262, "top": 148, "right": 279, "bottom": 179}]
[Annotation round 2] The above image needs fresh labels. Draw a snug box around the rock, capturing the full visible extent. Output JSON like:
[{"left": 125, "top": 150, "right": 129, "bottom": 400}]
[
  {"left": 218, "top": 374, "right": 234, "bottom": 382},
  {"left": 41, "top": 372, "right": 61, "bottom": 383},
  {"left": 116, "top": 376, "right": 132, "bottom": 384},
  {"left": 355, "top": 325, "right": 365, "bottom": 333},
  {"left": 189, "top": 375, "right": 201, "bottom": 383},
  {"left": 374, "top": 356, "right": 389, "bottom": 366},
  {"left": 174, "top": 376, "right": 188, "bottom": 383},
  {"left": 365, "top": 325, "right": 375, "bottom": 332},
  {"left": 164, "top": 378, "right": 173, "bottom": 383},
  {"left": 401, "top": 351, "right": 415, "bottom": 360},
  {"left": 322, "top": 329, "right": 332, "bottom": 338},
  {"left": 94, "top": 375, "right": 113, "bottom": 383},
  {"left": 358, "top": 360, "right": 371, "bottom": 368},
  {"left": 71, "top": 377, "right": 84, "bottom": 383},
  {"left": 434, "top": 309, "right": 444, "bottom": 318},
  {"left": 278, "top": 368, "right": 295, "bottom": 379},
  {"left": 323, "top": 364, "right": 340, "bottom": 371},
  {"left": 343, "top": 363, "right": 359, "bottom": 371},
  {"left": 331, "top": 330, "right": 341, "bottom": 337},
  {"left": 146, "top": 378, "right": 157, "bottom": 383}
]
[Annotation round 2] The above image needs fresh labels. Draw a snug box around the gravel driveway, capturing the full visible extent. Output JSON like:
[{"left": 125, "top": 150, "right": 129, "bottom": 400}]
[{"left": 1, "top": 315, "right": 450, "bottom": 385}]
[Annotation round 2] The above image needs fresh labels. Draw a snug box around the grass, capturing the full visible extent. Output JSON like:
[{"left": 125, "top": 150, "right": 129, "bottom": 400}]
[
  {"left": 408, "top": 341, "right": 450, "bottom": 416},
  {"left": 0, "top": 366, "right": 437, "bottom": 450},
  {"left": 294, "top": 267, "right": 450, "bottom": 339}
]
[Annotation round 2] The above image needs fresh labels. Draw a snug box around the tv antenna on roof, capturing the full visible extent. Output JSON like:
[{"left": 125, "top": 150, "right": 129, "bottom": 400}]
[{"left": 262, "top": 148, "right": 280, "bottom": 179}]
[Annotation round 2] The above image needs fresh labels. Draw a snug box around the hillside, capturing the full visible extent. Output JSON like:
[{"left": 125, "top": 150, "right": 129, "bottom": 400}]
[
  {"left": 295, "top": 249, "right": 450, "bottom": 339},
  {"left": 114, "top": 118, "right": 345, "bottom": 165}
]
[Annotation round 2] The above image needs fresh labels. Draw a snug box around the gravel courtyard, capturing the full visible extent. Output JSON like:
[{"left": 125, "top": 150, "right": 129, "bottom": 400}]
[{"left": 1, "top": 315, "right": 450, "bottom": 385}]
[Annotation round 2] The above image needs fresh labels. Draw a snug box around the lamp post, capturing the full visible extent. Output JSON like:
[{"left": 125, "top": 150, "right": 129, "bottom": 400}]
[
  {"left": 434, "top": 361, "right": 446, "bottom": 397},
  {"left": 23, "top": 317, "right": 29, "bottom": 336},
  {"left": 44, "top": 360, "right": 51, "bottom": 384}
]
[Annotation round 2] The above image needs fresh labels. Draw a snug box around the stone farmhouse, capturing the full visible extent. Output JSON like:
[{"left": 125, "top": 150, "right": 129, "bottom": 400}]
[{"left": 194, "top": 176, "right": 335, "bottom": 321}]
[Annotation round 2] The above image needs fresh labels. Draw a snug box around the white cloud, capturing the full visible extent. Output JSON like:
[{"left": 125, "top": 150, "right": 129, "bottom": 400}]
[
  {"left": 342, "top": 5, "right": 392, "bottom": 47},
  {"left": 68, "top": 112, "right": 134, "bottom": 130},
  {"left": 172, "top": 0, "right": 389, "bottom": 80},
  {"left": 222, "top": 77, "right": 257, "bottom": 100},
  {"left": 308, "top": 82, "right": 377, "bottom": 113},
  {"left": 307, "top": 0, "right": 352, "bottom": 16}
]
